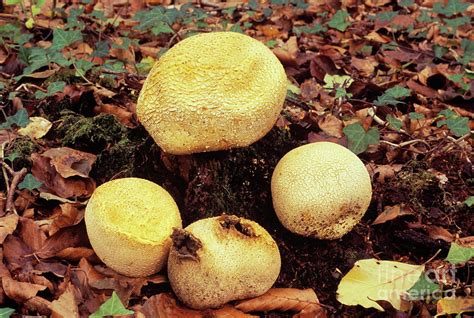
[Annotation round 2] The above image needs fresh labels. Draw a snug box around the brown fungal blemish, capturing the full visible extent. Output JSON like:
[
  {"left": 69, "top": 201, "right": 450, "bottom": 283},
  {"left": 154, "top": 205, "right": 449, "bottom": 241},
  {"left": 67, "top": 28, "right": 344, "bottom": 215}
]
[
  {"left": 218, "top": 215, "right": 256, "bottom": 237},
  {"left": 171, "top": 228, "right": 203, "bottom": 261}
]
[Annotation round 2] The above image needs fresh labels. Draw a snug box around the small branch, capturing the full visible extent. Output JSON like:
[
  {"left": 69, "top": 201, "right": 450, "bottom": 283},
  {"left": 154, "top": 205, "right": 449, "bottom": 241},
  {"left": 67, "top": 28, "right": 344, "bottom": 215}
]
[{"left": 0, "top": 160, "right": 27, "bottom": 214}]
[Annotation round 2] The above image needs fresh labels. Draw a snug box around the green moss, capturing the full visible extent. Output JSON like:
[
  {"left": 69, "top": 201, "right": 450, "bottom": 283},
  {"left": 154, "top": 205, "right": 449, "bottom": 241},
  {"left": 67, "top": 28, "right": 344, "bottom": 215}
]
[
  {"left": 57, "top": 110, "right": 126, "bottom": 154},
  {"left": 93, "top": 139, "right": 138, "bottom": 183},
  {"left": 391, "top": 160, "right": 439, "bottom": 211},
  {"left": 5, "top": 136, "right": 39, "bottom": 169}
]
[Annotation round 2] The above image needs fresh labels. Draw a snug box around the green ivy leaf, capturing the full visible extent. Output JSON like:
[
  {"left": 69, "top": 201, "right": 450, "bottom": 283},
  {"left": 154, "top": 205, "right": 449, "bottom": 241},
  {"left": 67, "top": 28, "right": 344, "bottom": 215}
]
[
  {"left": 409, "top": 112, "right": 425, "bottom": 120},
  {"left": 35, "top": 81, "right": 66, "bottom": 99},
  {"left": 151, "top": 22, "right": 174, "bottom": 35},
  {"left": 0, "top": 109, "right": 30, "bottom": 129},
  {"left": 328, "top": 10, "right": 350, "bottom": 32},
  {"left": 75, "top": 59, "right": 95, "bottom": 77},
  {"left": 465, "top": 196, "right": 474, "bottom": 207},
  {"left": 51, "top": 29, "right": 83, "bottom": 50},
  {"left": 376, "top": 11, "right": 398, "bottom": 23},
  {"left": 343, "top": 123, "right": 380, "bottom": 154},
  {"left": 445, "top": 243, "right": 474, "bottom": 264},
  {"left": 90, "top": 292, "right": 134, "bottom": 318},
  {"left": 18, "top": 174, "right": 42, "bottom": 191},
  {"left": 0, "top": 308, "right": 15, "bottom": 318},
  {"left": 433, "top": 0, "right": 469, "bottom": 17},
  {"left": 386, "top": 115, "right": 403, "bottom": 131},
  {"left": 92, "top": 41, "right": 110, "bottom": 58},
  {"left": 460, "top": 39, "right": 474, "bottom": 65},
  {"left": 406, "top": 273, "right": 439, "bottom": 300},
  {"left": 5, "top": 151, "right": 19, "bottom": 163},
  {"left": 293, "top": 24, "right": 327, "bottom": 36},
  {"left": 375, "top": 86, "right": 411, "bottom": 106},
  {"left": 446, "top": 116, "right": 470, "bottom": 137}
]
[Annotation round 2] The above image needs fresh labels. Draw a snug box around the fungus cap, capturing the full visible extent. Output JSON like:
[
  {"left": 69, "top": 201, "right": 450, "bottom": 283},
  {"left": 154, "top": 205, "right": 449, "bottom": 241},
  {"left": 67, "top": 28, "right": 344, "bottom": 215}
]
[
  {"left": 85, "top": 178, "right": 182, "bottom": 277},
  {"left": 167, "top": 215, "right": 281, "bottom": 309},
  {"left": 271, "top": 142, "right": 372, "bottom": 239},
  {"left": 137, "top": 31, "right": 287, "bottom": 155}
]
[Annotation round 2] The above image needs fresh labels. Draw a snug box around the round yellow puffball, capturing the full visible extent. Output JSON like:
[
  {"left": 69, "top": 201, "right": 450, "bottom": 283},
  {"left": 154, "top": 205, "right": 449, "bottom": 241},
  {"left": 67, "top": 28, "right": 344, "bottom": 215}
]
[
  {"left": 85, "top": 178, "right": 182, "bottom": 277},
  {"left": 167, "top": 215, "right": 281, "bottom": 309},
  {"left": 136, "top": 31, "right": 287, "bottom": 155},
  {"left": 271, "top": 142, "right": 372, "bottom": 239}
]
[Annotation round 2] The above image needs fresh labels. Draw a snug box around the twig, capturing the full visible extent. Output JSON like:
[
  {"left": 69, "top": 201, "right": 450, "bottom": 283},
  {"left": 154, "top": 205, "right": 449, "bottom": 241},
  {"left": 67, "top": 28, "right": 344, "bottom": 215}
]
[
  {"left": 1, "top": 160, "right": 27, "bottom": 214},
  {"left": 380, "top": 139, "right": 430, "bottom": 148}
]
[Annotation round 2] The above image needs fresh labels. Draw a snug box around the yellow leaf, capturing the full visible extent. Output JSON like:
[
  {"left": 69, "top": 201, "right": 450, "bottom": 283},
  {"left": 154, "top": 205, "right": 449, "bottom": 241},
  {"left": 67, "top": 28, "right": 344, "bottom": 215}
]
[
  {"left": 436, "top": 297, "right": 474, "bottom": 316},
  {"left": 18, "top": 117, "right": 52, "bottom": 139},
  {"left": 336, "top": 258, "right": 424, "bottom": 311}
]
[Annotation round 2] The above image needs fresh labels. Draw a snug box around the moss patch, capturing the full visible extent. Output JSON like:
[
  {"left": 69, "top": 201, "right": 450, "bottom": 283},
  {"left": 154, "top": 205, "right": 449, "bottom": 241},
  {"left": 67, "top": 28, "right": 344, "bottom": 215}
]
[
  {"left": 5, "top": 136, "right": 40, "bottom": 170},
  {"left": 57, "top": 110, "right": 126, "bottom": 154}
]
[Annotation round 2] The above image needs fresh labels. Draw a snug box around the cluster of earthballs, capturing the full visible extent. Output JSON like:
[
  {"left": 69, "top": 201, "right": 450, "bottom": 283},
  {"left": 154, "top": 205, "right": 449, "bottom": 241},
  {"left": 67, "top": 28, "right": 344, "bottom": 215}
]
[{"left": 84, "top": 32, "right": 372, "bottom": 310}]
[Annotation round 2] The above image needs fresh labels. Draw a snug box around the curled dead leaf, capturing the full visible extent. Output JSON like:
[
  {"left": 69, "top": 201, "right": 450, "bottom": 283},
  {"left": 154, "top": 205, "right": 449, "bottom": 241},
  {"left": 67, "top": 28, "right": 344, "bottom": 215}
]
[
  {"left": 49, "top": 204, "right": 85, "bottom": 236},
  {"left": 318, "top": 114, "right": 343, "bottom": 138},
  {"left": 273, "top": 36, "right": 298, "bottom": 66},
  {"left": 18, "top": 117, "right": 52, "bottom": 139},
  {"left": 2, "top": 276, "right": 46, "bottom": 302},
  {"left": 49, "top": 283, "right": 80, "bottom": 318},
  {"left": 372, "top": 205, "right": 414, "bottom": 225},
  {"left": 0, "top": 214, "right": 19, "bottom": 244},
  {"left": 235, "top": 288, "right": 325, "bottom": 317}
]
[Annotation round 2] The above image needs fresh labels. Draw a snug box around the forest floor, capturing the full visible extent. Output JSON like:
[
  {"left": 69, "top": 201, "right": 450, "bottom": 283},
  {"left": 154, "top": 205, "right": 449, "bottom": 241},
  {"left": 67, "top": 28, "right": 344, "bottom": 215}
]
[{"left": 0, "top": 0, "right": 473, "bottom": 317}]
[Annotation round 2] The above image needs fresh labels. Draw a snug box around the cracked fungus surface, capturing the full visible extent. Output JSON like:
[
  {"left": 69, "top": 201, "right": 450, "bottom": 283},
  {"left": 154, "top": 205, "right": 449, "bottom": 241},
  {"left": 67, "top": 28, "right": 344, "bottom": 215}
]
[
  {"left": 167, "top": 215, "right": 281, "bottom": 309},
  {"left": 137, "top": 32, "right": 287, "bottom": 155},
  {"left": 85, "top": 177, "right": 182, "bottom": 277},
  {"left": 271, "top": 142, "right": 372, "bottom": 239}
]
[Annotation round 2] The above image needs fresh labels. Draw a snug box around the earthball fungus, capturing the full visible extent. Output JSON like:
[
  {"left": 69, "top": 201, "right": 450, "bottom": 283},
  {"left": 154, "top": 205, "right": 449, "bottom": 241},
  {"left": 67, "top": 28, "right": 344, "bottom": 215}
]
[
  {"left": 136, "top": 31, "right": 287, "bottom": 155},
  {"left": 167, "top": 215, "right": 281, "bottom": 309},
  {"left": 271, "top": 142, "right": 372, "bottom": 239},
  {"left": 85, "top": 178, "right": 181, "bottom": 277}
]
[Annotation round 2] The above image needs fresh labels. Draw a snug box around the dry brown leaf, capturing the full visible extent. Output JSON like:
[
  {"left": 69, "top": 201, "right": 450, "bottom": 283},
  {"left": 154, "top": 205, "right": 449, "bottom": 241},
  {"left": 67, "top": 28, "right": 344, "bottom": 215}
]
[
  {"left": 110, "top": 37, "right": 135, "bottom": 63},
  {"left": 50, "top": 282, "right": 80, "bottom": 318},
  {"left": 136, "top": 293, "right": 202, "bottom": 318},
  {"left": 49, "top": 204, "right": 85, "bottom": 236},
  {"left": 19, "top": 217, "right": 46, "bottom": 252},
  {"left": 366, "top": 163, "right": 403, "bottom": 184},
  {"left": 0, "top": 214, "right": 19, "bottom": 244},
  {"left": 3, "top": 235, "right": 35, "bottom": 273},
  {"left": 372, "top": 205, "right": 414, "bottom": 225},
  {"left": 365, "top": 31, "right": 391, "bottom": 43},
  {"left": 427, "top": 226, "right": 454, "bottom": 242},
  {"left": 273, "top": 36, "right": 298, "bottom": 66},
  {"left": 351, "top": 56, "right": 378, "bottom": 77},
  {"left": 235, "top": 288, "right": 325, "bottom": 316},
  {"left": 55, "top": 247, "right": 96, "bottom": 261},
  {"left": 32, "top": 153, "right": 96, "bottom": 198},
  {"left": 36, "top": 223, "right": 90, "bottom": 259},
  {"left": 317, "top": 114, "right": 343, "bottom": 138},
  {"left": 42, "top": 147, "right": 96, "bottom": 178},
  {"left": 2, "top": 277, "right": 46, "bottom": 302},
  {"left": 210, "top": 306, "right": 257, "bottom": 318}
]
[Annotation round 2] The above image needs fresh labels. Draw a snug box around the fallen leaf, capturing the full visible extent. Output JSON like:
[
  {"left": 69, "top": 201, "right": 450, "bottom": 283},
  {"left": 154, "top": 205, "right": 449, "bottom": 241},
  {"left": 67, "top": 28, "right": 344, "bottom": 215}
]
[
  {"left": 437, "top": 297, "right": 474, "bottom": 316},
  {"left": 50, "top": 283, "right": 80, "bottom": 318},
  {"left": 236, "top": 288, "right": 325, "bottom": 317},
  {"left": 351, "top": 56, "right": 378, "bottom": 77},
  {"left": 18, "top": 117, "right": 52, "bottom": 139},
  {"left": 2, "top": 277, "right": 46, "bottom": 302},
  {"left": 36, "top": 223, "right": 90, "bottom": 259},
  {"left": 366, "top": 163, "right": 403, "bottom": 184},
  {"left": 42, "top": 147, "right": 96, "bottom": 178},
  {"left": 3, "top": 235, "right": 35, "bottom": 273},
  {"left": 372, "top": 205, "right": 414, "bottom": 225},
  {"left": 136, "top": 293, "right": 202, "bottom": 318},
  {"left": 49, "top": 204, "right": 85, "bottom": 236},
  {"left": 273, "top": 36, "right": 298, "bottom": 66},
  {"left": 427, "top": 226, "right": 454, "bottom": 242},
  {"left": 318, "top": 114, "right": 343, "bottom": 138},
  {"left": 210, "top": 306, "right": 257, "bottom": 318},
  {"left": 337, "top": 259, "right": 424, "bottom": 311},
  {"left": 0, "top": 214, "right": 19, "bottom": 244},
  {"left": 94, "top": 104, "right": 135, "bottom": 128},
  {"left": 19, "top": 217, "right": 46, "bottom": 252},
  {"left": 32, "top": 153, "right": 96, "bottom": 198}
]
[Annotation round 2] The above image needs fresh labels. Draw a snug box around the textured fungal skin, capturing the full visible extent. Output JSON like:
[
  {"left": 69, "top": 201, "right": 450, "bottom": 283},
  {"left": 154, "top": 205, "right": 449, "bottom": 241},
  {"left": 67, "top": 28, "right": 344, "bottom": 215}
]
[
  {"left": 137, "top": 32, "right": 287, "bottom": 155},
  {"left": 85, "top": 178, "right": 182, "bottom": 277},
  {"left": 271, "top": 142, "right": 372, "bottom": 239},
  {"left": 167, "top": 215, "right": 281, "bottom": 309}
]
